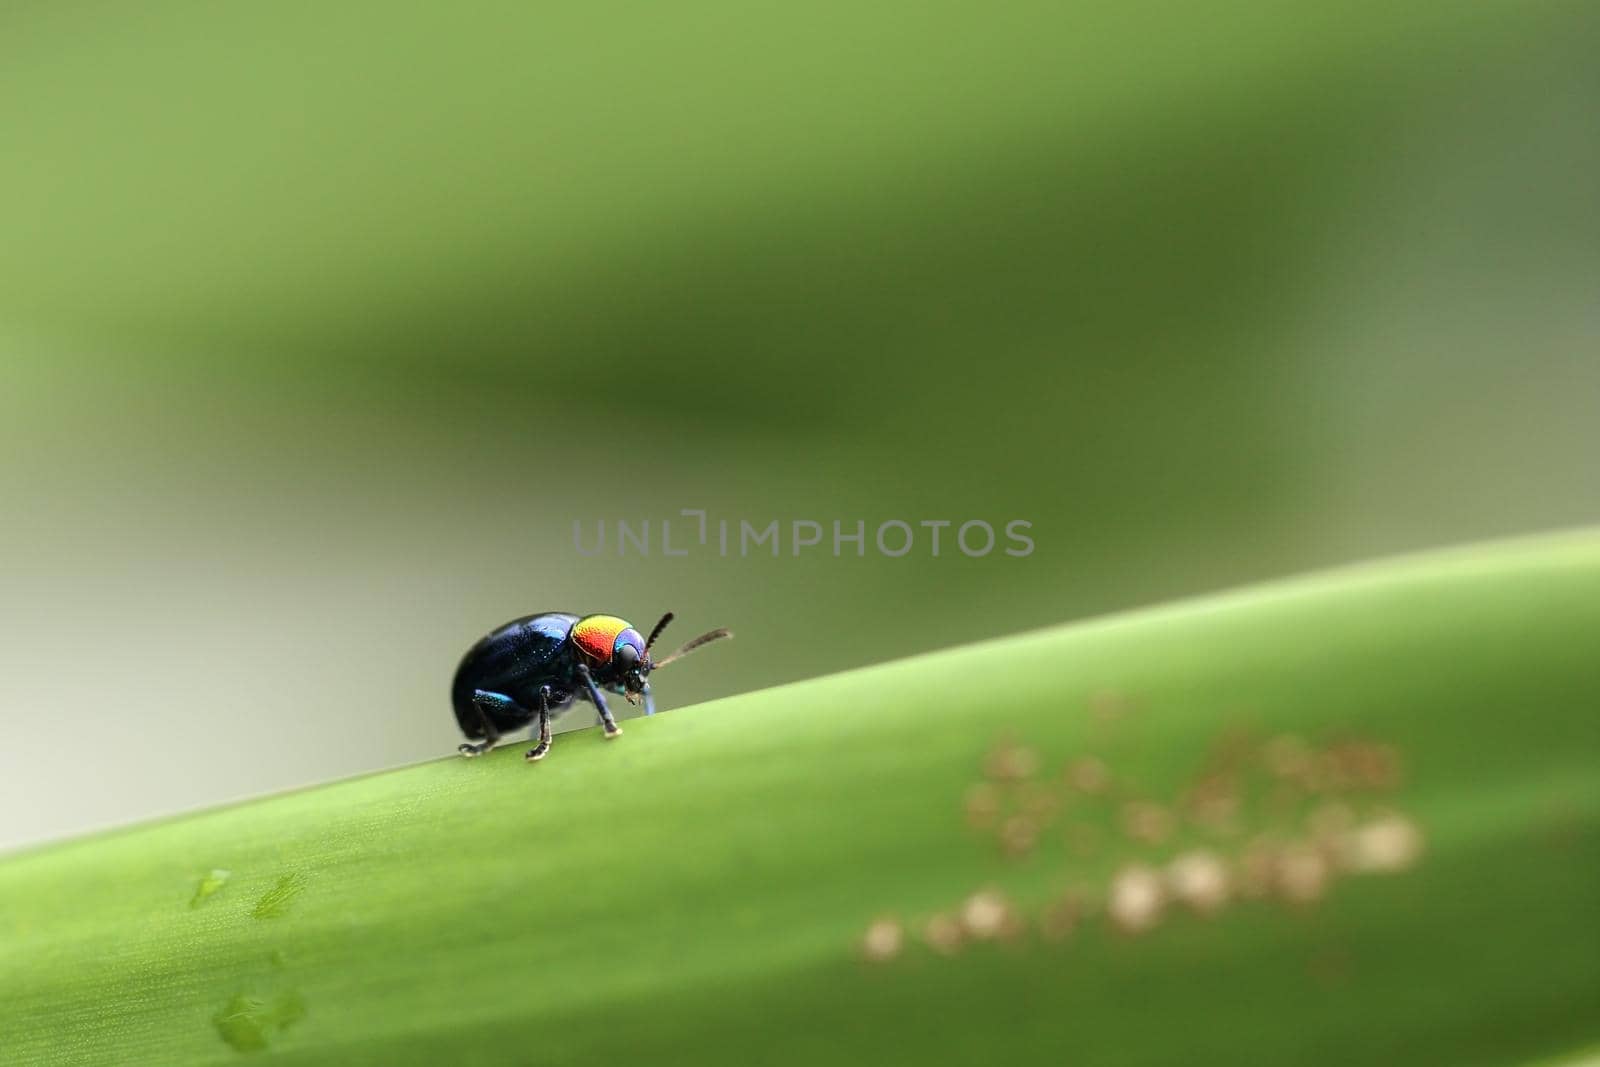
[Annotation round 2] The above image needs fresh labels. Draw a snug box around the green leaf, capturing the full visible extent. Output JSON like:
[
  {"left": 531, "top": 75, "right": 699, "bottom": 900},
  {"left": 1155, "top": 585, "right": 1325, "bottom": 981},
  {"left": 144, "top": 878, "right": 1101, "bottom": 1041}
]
[{"left": 2, "top": 533, "right": 1596, "bottom": 1065}]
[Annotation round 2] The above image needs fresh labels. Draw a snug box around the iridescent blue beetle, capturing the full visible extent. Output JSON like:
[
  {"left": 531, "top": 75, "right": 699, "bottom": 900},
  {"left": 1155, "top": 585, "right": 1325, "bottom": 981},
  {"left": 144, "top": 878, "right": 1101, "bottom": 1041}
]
[{"left": 452, "top": 611, "right": 731, "bottom": 762}]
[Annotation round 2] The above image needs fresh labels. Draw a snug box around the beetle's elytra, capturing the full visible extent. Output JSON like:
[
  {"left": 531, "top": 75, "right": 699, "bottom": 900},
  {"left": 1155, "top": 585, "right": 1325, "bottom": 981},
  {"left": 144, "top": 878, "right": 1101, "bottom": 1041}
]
[{"left": 451, "top": 611, "right": 731, "bottom": 762}]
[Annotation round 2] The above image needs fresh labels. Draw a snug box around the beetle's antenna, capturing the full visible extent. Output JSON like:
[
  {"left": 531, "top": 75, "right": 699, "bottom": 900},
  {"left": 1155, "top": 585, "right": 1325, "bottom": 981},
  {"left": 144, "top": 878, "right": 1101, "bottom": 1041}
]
[
  {"left": 645, "top": 612, "right": 674, "bottom": 652},
  {"left": 652, "top": 628, "right": 733, "bottom": 669}
]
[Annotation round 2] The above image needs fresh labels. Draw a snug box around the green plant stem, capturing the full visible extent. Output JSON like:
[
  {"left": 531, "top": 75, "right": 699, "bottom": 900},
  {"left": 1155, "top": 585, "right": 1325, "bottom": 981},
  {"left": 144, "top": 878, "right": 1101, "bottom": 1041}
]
[{"left": 2, "top": 532, "right": 1597, "bottom": 1065}]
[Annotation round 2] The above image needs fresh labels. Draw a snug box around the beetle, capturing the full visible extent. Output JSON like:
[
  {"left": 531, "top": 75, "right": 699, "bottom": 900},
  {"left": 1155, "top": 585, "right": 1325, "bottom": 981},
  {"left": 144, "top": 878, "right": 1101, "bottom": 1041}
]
[{"left": 451, "top": 611, "right": 732, "bottom": 762}]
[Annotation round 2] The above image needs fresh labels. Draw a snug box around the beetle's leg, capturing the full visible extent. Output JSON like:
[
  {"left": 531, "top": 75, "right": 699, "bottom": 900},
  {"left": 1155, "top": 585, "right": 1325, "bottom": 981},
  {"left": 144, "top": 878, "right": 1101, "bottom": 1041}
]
[
  {"left": 525, "top": 686, "right": 554, "bottom": 763},
  {"left": 643, "top": 684, "right": 655, "bottom": 717},
  {"left": 575, "top": 663, "right": 623, "bottom": 738},
  {"left": 458, "top": 690, "right": 513, "bottom": 757},
  {"left": 595, "top": 684, "right": 617, "bottom": 726}
]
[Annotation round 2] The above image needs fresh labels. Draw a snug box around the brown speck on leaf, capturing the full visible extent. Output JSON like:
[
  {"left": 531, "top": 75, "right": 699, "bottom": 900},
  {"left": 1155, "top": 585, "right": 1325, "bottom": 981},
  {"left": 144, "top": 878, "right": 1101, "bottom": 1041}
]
[
  {"left": 861, "top": 917, "right": 905, "bottom": 962},
  {"left": 1121, "top": 801, "right": 1175, "bottom": 845},
  {"left": 1236, "top": 838, "right": 1279, "bottom": 899},
  {"left": 1089, "top": 689, "right": 1131, "bottom": 723},
  {"left": 1307, "top": 801, "right": 1356, "bottom": 845},
  {"left": 1108, "top": 864, "right": 1166, "bottom": 933},
  {"left": 960, "top": 889, "right": 1023, "bottom": 941},
  {"left": 1372, "top": 744, "right": 1403, "bottom": 789},
  {"left": 1190, "top": 797, "right": 1241, "bottom": 834},
  {"left": 1000, "top": 815, "right": 1039, "bottom": 858},
  {"left": 1319, "top": 739, "right": 1404, "bottom": 794},
  {"left": 1264, "top": 735, "right": 1312, "bottom": 779},
  {"left": 1276, "top": 844, "right": 1330, "bottom": 903},
  {"left": 985, "top": 739, "right": 1041, "bottom": 782},
  {"left": 1201, "top": 726, "right": 1259, "bottom": 774},
  {"left": 1064, "top": 756, "right": 1111, "bottom": 795},
  {"left": 924, "top": 913, "right": 965, "bottom": 955},
  {"left": 964, "top": 783, "right": 1003, "bottom": 829},
  {"left": 1167, "top": 850, "right": 1230, "bottom": 916},
  {"left": 1344, "top": 813, "right": 1423, "bottom": 872},
  {"left": 1184, "top": 775, "right": 1241, "bottom": 834},
  {"left": 1350, "top": 743, "right": 1403, "bottom": 790}
]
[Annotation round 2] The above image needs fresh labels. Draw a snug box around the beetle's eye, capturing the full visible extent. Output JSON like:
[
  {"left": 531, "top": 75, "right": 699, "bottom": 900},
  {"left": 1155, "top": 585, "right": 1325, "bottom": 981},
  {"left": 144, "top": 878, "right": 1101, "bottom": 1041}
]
[{"left": 615, "top": 643, "right": 640, "bottom": 669}]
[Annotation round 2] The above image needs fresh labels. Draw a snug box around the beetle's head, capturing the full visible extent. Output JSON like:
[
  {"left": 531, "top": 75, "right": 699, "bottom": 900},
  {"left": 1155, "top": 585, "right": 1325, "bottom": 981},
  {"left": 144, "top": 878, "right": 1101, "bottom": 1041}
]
[
  {"left": 595, "top": 625, "right": 650, "bottom": 704},
  {"left": 612, "top": 633, "right": 650, "bottom": 704},
  {"left": 573, "top": 612, "right": 733, "bottom": 706},
  {"left": 572, "top": 615, "right": 648, "bottom": 698}
]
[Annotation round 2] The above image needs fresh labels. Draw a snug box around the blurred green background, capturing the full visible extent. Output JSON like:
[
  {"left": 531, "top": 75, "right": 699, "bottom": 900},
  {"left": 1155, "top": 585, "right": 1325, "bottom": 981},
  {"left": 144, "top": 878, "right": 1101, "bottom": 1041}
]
[{"left": 1, "top": 0, "right": 1596, "bottom": 851}]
